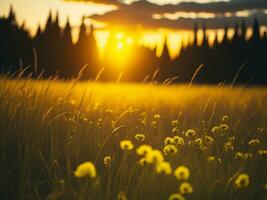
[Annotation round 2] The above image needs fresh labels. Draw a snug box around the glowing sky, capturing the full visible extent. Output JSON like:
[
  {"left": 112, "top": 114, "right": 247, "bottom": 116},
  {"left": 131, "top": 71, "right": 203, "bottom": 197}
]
[{"left": 0, "top": 0, "right": 266, "bottom": 58}]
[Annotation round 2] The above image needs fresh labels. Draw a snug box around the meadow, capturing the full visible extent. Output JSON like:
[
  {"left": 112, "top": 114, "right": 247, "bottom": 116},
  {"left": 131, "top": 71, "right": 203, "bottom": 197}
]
[{"left": 0, "top": 76, "right": 267, "bottom": 200}]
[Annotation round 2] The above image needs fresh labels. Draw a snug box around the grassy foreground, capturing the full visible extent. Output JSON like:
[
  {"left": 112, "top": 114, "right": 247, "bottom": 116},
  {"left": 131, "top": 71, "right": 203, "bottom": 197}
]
[{"left": 0, "top": 78, "right": 267, "bottom": 200}]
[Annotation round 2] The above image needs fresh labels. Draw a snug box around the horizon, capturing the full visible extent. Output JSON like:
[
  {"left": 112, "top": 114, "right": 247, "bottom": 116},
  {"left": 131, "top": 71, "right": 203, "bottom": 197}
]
[{"left": 1, "top": 0, "right": 267, "bottom": 58}]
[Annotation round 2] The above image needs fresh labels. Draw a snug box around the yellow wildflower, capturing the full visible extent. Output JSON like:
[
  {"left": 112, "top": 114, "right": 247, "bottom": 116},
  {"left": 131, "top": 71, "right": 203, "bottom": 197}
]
[
  {"left": 173, "top": 136, "right": 185, "bottom": 146},
  {"left": 194, "top": 138, "right": 203, "bottom": 146},
  {"left": 138, "top": 157, "right": 149, "bottom": 166},
  {"left": 156, "top": 161, "right": 172, "bottom": 175},
  {"left": 223, "top": 141, "right": 234, "bottom": 152},
  {"left": 185, "top": 129, "right": 196, "bottom": 137},
  {"left": 234, "top": 173, "right": 250, "bottom": 188},
  {"left": 74, "top": 162, "right": 97, "bottom": 178},
  {"left": 164, "top": 137, "right": 174, "bottom": 145},
  {"left": 145, "top": 149, "right": 164, "bottom": 164},
  {"left": 248, "top": 139, "right": 260, "bottom": 146},
  {"left": 171, "top": 120, "right": 179, "bottom": 127},
  {"left": 205, "top": 136, "right": 214, "bottom": 145},
  {"left": 264, "top": 183, "right": 267, "bottom": 190},
  {"left": 179, "top": 182, "right": 193, "bottom": 194},
  {"left": 212, "top": 126, "right": 220, "bottom": 134},
  {"left": 104, "top": 156, "right": 111, "bottom": 166},
  {"left": 222, "top": 115, "right": 229, "bottom": 123},
  {"left": 154, "top": 114, "right": 161, "bottom": 120},
  {"left": 117, "top": 191, "right": 127, "bottom": 200},
  {"left": 258, "top": 150, "right": 267, "bottom": 156},
  {"left": 120, "top": 140, "right": 134, "bottom": 150},
  {"left": 135, "top": 134, "right": 145, "bottom": 142},
  {"left": 136, "top": 144, "right": 152, "bottom": 156},
  {"left": 174, "top": 166, "right": 190, "bottom": 180},
  {"left": 168, "top": 193, "right": 185, "bottom": 200},
  {"left": 207, "top": 156, "right": 216, "bottom": 162},
  {"left": 163, "top": 144, "right": 178, "bottom": 155}
]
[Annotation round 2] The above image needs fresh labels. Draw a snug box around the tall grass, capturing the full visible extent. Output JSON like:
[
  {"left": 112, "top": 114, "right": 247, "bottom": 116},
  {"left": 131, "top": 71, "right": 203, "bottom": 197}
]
[{"left": 0, "top": 77, "right": 267, "bottom": 200}]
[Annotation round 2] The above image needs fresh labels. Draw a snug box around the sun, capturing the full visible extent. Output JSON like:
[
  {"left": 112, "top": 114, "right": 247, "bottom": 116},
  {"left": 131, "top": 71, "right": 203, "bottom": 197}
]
[{"left": 117, "top": 41, "right": 124, "bottom": 50}]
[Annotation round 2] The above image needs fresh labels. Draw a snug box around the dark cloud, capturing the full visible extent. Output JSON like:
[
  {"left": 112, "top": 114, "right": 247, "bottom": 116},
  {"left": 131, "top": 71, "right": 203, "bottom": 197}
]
[
  {"left": 65, "top": 0, "right": 267, "bottom": 29},
  {"left": 64, "top": 0, "right": 122, "bottom": 6}
]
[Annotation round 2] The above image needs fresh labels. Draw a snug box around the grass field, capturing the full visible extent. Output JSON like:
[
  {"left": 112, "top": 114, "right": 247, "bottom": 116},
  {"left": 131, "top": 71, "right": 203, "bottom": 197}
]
[{"left": 0, "top": 77, "right": 267, "bottom": 200}]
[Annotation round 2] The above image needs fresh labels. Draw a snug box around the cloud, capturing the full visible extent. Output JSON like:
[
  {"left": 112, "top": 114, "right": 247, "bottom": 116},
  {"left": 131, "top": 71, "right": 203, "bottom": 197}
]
[{"left": 65, "top": 0, "right": 267, "bottom": 30}]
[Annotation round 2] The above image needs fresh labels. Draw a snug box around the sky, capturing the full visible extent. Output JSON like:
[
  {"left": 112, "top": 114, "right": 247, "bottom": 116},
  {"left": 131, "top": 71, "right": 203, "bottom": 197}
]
[{"left": 1, "top": 0, "right": 267, "bottom": 58}]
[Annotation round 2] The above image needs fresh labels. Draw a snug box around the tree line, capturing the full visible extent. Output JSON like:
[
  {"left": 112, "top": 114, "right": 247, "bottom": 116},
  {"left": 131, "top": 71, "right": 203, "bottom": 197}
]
[{"left": 0, "top": 6, "right": 266, "bottom": 84}]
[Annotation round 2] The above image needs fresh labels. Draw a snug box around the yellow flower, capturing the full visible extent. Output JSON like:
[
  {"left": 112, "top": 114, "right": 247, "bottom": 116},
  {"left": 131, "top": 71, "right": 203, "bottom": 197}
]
[
  {"left": 207, "top": 156, "right": 216, "bottom": 162},
  {"left": 74, "top": 162, "right": 97, "bottom": 178},
  {"left": 171, "top": 120, "right": 179, "bottom": 127},
  {"left": 120, "top": 140, "right": 134, "bottom": 150},
  {"left": 258, "top": 150, "right": 267, "bottom": 156},
  {"left": 117, "top": 191, "right": 127, "bottom": 200},
  {"left": 248, "top": 139, "right": 260, "bottom": 146},
  {"left": 179, "top": 182, "right": 193, "bottom": 194},
  {"left": 174, "top": 166, "right": 190, "bottom": 180},
  {"left": 185, "top": 129, "right": 196, "bottom": 137},
  {"left": 205, "top": 136, "right": 214, "bottom": 145},
  {"left": 220, "top": 124, "right": 229, "bottom": 135},
  {"left": 168, "top": 193, "right": 185, "bottom": 200},
  {"left": 264, "top": 183, "right": 267, "bottom": 190},
  {"left": 223, "top": 141, "right": 234, "bottom": 152},
  {"left": 172, "top": 128, "right": 178, "bottom": 134},
  {"left": 173, "top": 136, "right": 185, "bottom": 146},
  {"left": 138, "top": 157, "right": 149, "bottom": 166},
  {"left": 136, "top": 144, "right": 152, "bottom": 156},
  {"left": 104, "top": 156, "right": 111, "bottom": 166},
  {"left": 135, "top": 134, "right": 146, "bottom": 142},
  {"left": 194, "top": 138, "right": 203, "bottom": 146},
  {"left": 145, "top": 149, "right": 164, "bottom": 164},
  {"left": 154, "top": 114, "right": 161, "bottom": 120},
  {"left": 234, "top": 173, "right": 250, "bottom": 188},
  {"left": 212, "top": 126, "right": 220, "bottom": 134},
  {"left": 163, "top": 144, "right": 178, "bottom": 155},
  {"left": 222, "top": 115, "right": 229, "bottom": 123},
  {"left": 164, "top": 137, "right": 174, "bottom": 145},
  {"left": 156, "top": 161, "right": 172, "bottom": 175}
]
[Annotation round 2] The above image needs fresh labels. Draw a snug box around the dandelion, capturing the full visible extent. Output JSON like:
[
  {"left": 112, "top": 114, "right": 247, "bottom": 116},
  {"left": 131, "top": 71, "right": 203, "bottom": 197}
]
[
  {"left": 74, "top": 162, "right": 97, "bottom": 178},
  {"left": 174, "top": 166, "right": 190, "bottom": 180},
  {"left": 135, "top": 134, "right": 145, "bottom": 142},
  {"left": 222, "top": 115, "right": 229, "bottom": 123},
  {"left": 171, "top": 120, "right": 179, "bottom": 127},
  {"left": 117, "top": 191, "right": 127, "bottom": 200},
  {"left": 248, "top": 139, "right": 260, "bottom": 146},
  {"left": 223, "top": 141, "right": 234, "bottom": 152},
  {"left": 234, "top": 173, "right": 250, "bottom": 188},
  {"left": 179, "top": 182, "right": 193, "bottom": 194},
  {"left": 212, "top": 126, "right": 220, "bottom": 134},
  {"left": 120, "top": 140, "right": 134, "bottom": 150},
  {"left": 145, "top": 149, "right": 164, "bottom": 164},
  {"left": 164, "top": 137, "right": 174, "bottom": 145},
  {"left": 104, "top": 156, "right": 111, "bottom": 166},
  {"left": 138, "top": 157, "right": 149, "bottom": 166},
  {"left": 220, "top": 124, "right": 229, "bottom": 135},
  {"left": 185, "top": 129, "right": 196, "bottom": 137},
  {"left": 163, "top": 144, "right": 178, "bottom": 155},
  {"left": 258, "top": 150, "right": 267, "bottom": 156},
  {"left": 172, "top": 128, "right": 178, "bottom": 134},
  {"left": 207, "top": 156, "right": 216, "bottom": 162},
  {"left": 173, "top": 136, "right": 185, "bottom": 146},
  {"left": 156, "top": 161, "right": 172, "bottom": 175},
  {"left": 168, "top": 193, "right": 185, "bottom": 200},
  {"left": 154, "top": 114, "right": 161, "bottom": 120},
  {"left": 136, "top": 144, "right": 152, "bottom": 156},
  {"left": 194, "top": 138, "right": 203, "bottom": 146},
  {"left": 205, "top": 135, "right": 214, "bottom": 145}
]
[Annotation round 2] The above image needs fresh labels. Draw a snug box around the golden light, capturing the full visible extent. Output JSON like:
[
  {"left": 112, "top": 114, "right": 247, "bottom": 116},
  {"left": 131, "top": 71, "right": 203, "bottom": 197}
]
[{"left": 104, "top": 31, "right": 136, "bottom": 71}]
